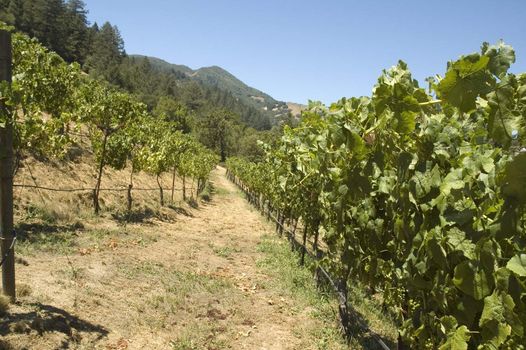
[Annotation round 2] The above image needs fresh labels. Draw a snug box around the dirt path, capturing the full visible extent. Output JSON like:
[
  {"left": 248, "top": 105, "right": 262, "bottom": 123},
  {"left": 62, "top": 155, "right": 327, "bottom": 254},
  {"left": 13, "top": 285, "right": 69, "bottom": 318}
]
[{"left": 2, "top": 167, "right": 344, "bottom": 350}]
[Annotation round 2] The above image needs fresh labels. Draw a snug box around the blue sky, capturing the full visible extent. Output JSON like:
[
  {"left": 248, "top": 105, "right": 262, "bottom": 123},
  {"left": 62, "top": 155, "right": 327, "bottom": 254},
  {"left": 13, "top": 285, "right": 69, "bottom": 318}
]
[{"left": 85, "top": 0, "right": 526, "bottom": 105}]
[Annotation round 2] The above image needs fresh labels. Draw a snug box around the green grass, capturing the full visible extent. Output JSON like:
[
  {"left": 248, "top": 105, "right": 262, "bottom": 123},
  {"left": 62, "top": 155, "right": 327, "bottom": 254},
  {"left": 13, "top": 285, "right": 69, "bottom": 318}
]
[
  {"left": 214, "top": 186, "right": 230, "bottom": 196},
  {"left": 23, "top": 203, "right": 58, "bottom": 224},
  {"left": 118, "top": 260, "right": 166, "bottom": 279},
  {"left": 17, "top": 226, "right": 156, "bottom": 257},
  {"left": 209, "top": 243, "right": 241, "bottom": 258},
  {"left": 119, "top": 260, "right": 230, "bottom": 296},
  {"left": 257, "top": 235, "right": 331, "bottom": 303},
  {"left": 162, "top": 270, "right": 231, "bottom": 296},
  {"left": 169, "top": 322, "right": 228, "bottom": 350},
  {"left": 169, "top": 337, "right": 197, "bottom": 350},
  {"left": 17, "top": 230, "right": 78, "bottom": 255},
  {"left": 256, "top": 234, "right": 398, "bottom": 350},
  {"left": 122, "top": 258, "right": 234, "bottom": 332},
  {"left": 21, "top": 202, "right": 92, "bottom": 225},
  {"left": 256, "top": 235, "right": 346, "bottom": 349},
  {"left": 347, "top": 283, "right": 399, "bottom": 345},
  {"left": 57, "top": 264, "right": 86, "bottom": 281},
  {"left": 198, "top": 182, "right": 213, "bottom": 202}
]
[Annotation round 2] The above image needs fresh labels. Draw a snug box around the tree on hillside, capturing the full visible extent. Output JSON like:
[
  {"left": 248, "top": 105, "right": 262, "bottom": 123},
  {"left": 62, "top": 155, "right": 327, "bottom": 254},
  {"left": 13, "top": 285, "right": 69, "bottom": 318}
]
[
  {"left": 180, "top": 81, "right": 206, "bottom": 111},
  {"left": 0, "top": 0, "right": 94, "bottom": 64},
  {"left": 62, "top": 0, "right": 89, "bottom": 63},
  {"left": 236, "top": 128, "right": 278, "bottom": 162},
  {"left": 0, "top": 0, "right": 17, "bottom": 24},
  {"left": 197, "top": 109, "right": 240, "bottom": 162},
  {"left": 21, "top": 0, "right": 67, "bottom": 56},
  {"left": 84, "top": 21, "right": 125, "bottom": 84},
  {"left": 118, "top": 56, "right": 182, "bottom": 109},
  {"left": 154, "top": 96, "right": 192, "bottom": 133}
]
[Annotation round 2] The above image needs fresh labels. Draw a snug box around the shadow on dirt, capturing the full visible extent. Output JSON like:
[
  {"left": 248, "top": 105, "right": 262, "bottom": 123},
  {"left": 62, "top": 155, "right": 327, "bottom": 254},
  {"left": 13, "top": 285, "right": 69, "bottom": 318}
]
[
  {"left": 111, "top": 207, "right": 160, "bottom": 224},
  {"left": 111, "top": 204, "right": 197, "bottom": 224},
  {"left": 345, "top": 310, "right": 397, "bottom": 350},
  {"left": 167, "top": 205, "right": 194, "bottom": 217},
  {"left": 15, "top": 222, "right": 83, "bottom": 236},
  {"left": 0, "top": 303, "right": 108, "bottom": 349}
]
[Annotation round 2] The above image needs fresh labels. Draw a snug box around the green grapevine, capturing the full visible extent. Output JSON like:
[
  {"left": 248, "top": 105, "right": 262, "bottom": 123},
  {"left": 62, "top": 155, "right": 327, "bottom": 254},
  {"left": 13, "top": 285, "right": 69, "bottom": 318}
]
[
  {"left": 227, "top": 42, "right": 526, "bottom": 349},
  {"left": 0, "top": 23, "right": 218, "bottom": 212}
]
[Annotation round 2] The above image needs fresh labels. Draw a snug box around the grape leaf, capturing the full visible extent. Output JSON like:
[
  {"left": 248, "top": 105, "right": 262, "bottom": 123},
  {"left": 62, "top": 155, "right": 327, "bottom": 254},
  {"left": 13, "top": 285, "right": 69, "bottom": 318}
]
[
  {"left": 453, "top": 261, "right": 493, "bottom": 300},
  {"left": 482, "top": 41, "right": 516, "bottom": 78},
  {"left": 437, "top": 54, "right": 493, "bottom": 112},
  {"left": 507, "top": 254, "right": 526, "bottom": 277},
  {"left": 501, "top": 153, "right": 526, "bottom": 203},
  {"left": 439, "top": 326, "right": 470, "bottom": 350}
]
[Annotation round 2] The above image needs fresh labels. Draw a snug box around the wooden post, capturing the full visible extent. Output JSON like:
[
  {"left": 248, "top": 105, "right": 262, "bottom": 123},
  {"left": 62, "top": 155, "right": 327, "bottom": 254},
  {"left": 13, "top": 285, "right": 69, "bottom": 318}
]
[
  {"left": 279, "top": 214, "right": 285, "bottom": 236},
  {"left": 171, "top": 166, "right": 176, "bottom": 203},
  {"left": 300, "top": 223, "right": 308, "bottom": 266},
  {"left": 182, "top": 175, "right": 186, "bottom": 201},
  {"left": 156, "top": 174, "right": 164, "bottom": 206},
  {"left": 127, "top": 184, "right": 133, "bottom": 212},
  {"left": 0, "top": 30, "right": 15, "bottom": 300}
]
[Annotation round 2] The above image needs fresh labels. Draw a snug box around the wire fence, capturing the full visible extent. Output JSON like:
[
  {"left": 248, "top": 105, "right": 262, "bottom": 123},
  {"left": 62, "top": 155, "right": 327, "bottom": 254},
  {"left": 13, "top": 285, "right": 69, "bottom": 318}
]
[
  {"left": 268, "top": 211, "right": 391, "bottom": 350},
  {"left": 13, "top": 183, "right": 183, "bottom": 193},
  {"left": 0, "top": 231, "right": 16, "bottom": 268}
]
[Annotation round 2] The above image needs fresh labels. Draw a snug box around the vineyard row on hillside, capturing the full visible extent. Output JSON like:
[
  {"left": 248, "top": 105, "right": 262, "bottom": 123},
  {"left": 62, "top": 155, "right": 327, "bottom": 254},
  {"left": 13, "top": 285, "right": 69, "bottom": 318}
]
[
  {"left": 226, "top": 42, "right": 526, "bottom": 349},
  {"left": 0, "top": 23, "right": 219, "bottom": 213}
]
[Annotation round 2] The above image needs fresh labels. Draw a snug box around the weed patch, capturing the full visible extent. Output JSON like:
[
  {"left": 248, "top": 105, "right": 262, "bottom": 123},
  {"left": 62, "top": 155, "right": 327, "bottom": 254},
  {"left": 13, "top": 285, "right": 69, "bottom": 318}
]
[
  {"left": 17, "top": 230, "right": 77, "bottom": 256},
  {"left": 0, "top": 295, "right": 10, "bottom": 316},
  {"left": 256, "top": 234, "right": 397, "bottom": 349},
  {"left": 209, "top": 243, "right": 241, "bottom": 258}
]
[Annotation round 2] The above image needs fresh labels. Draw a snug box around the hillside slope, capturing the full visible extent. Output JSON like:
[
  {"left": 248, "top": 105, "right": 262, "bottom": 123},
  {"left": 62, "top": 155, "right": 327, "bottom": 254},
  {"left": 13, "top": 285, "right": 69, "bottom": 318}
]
[
  {"left": 286, "top": 102, "right": 306, "bottom": 117},
  {"left": 132, "top": 55, "right": 293, "bottom": 120},
  {"left": 2, "top": 162, "right": 352, "bottom": 349}
]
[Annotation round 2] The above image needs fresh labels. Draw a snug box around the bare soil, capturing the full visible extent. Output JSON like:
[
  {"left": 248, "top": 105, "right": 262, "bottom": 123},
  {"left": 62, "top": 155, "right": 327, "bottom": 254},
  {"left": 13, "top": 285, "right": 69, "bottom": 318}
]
[{"left": 1, "top": 166, "right": 345, "bottom": 350}]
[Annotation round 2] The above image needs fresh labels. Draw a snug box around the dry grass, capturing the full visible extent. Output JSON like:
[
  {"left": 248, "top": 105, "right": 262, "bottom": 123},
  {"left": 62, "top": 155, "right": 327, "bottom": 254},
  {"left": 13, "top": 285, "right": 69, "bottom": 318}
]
[
  {"left": 287, "top": 102, "right": 306, "bottom": 117},
  {"left": 15, "top": 284, "right": 32, "bottom": 299},
  {"left": 14, "top": 146, "right": 194, "bottom": 229},
  {"left": 0, "top": 294, "right": 10, "bottom": 316},
  {"left": 2, "top": 160, "right": 391, "bottom": 349}
]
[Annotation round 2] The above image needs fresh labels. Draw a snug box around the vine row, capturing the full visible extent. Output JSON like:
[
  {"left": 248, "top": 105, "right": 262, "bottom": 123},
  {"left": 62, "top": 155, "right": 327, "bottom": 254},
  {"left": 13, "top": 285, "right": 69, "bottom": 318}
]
[
  {"left": 0, "top": 23, "right": 218, "bottom": 212},
  {"left": 227, "top": 41, "right": 526, "bottom": 349}
]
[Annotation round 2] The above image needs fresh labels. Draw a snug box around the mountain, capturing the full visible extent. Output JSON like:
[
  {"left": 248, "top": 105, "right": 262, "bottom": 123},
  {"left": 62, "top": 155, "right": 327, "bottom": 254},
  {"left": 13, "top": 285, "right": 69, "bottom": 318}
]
[
  {"left": 286, "top": 102, "right": 306, "bottom": 117},
  {"left": 136, "top": 56, "right": 194, "bottom": 75},
  {"left": 131, "top": 55, "right": 293, "bottom": 121}
]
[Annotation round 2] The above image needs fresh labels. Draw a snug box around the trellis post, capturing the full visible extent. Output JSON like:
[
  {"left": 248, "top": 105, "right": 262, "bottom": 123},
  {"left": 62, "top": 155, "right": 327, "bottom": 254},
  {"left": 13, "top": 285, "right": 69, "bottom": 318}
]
[{"left": 0, "top": 30, "right": 15, "bottom": 300}]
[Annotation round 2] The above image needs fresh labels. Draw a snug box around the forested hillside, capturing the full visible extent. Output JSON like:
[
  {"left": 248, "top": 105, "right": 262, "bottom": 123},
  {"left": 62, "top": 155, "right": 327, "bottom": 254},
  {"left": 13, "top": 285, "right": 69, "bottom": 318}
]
[
  {"left": 133, "top": 55, "right": 292, "bottom": 127},
  {"left": 118, "top": 56, "right": 275, "bottom": 131},
  {"left": 0, "top": 16, "right": 350, "bottom": 349},
  {"left": 0, "top": 0, "right": 297, "bottom": 161}
]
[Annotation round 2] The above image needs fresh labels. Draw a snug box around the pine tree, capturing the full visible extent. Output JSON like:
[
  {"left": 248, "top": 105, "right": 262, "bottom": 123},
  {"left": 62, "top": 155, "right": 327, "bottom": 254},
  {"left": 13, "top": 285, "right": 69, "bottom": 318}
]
[
  {"left": 0, "top": 0, "right": 16, "bottom": 25},
  {"left": 62, "top": 0, "right": 89, "bottom": 63},
  {"left": 84, "top": 21, "right": 126, "bottom": 84}
]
